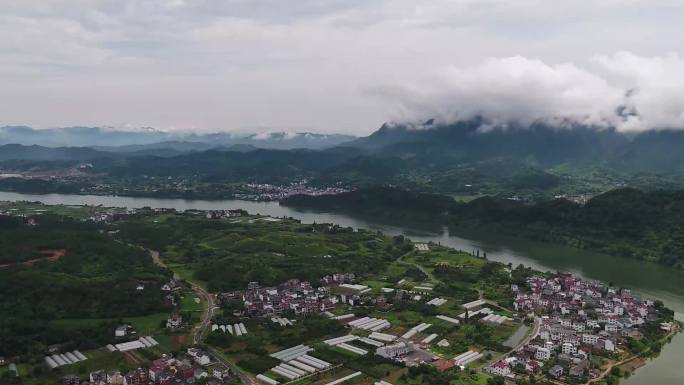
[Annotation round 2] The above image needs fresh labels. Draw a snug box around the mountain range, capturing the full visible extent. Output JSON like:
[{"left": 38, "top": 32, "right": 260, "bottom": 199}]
[
  {"left": 0, "top": 126, "right": 355, "bottom": 150},
  {"left": 3, "top": 121, "right": 684, "bottom": 197},
  {"left": 350, "top": 119, "right": 684, "bottom": 173}
]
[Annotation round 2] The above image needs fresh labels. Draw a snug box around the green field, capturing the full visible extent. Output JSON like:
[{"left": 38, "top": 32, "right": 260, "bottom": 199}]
[
  {"left": 52, "top": 312, "right": 169, "bottom": 336},
  {"left": 180, "top": 294, "right": 204, "bottom": 312}
]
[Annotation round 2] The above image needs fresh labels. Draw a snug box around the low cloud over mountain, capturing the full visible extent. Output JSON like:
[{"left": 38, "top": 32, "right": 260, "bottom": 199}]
[{"left": 375, "top": 52, "right": 684, "bottom": 132}]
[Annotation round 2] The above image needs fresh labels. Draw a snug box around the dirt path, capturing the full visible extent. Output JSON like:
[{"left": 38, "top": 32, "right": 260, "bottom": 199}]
[
  {"left": 149, "top": 249, "right": 166, "bottom": 268},
  {"left": 0, "top": 249, "right": 66, "bottom": 268}
]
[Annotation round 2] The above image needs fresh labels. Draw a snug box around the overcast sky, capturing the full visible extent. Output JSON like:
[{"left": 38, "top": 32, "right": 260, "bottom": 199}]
[{"left": 2, "top": 0, "right": 684, "bottom": 135}]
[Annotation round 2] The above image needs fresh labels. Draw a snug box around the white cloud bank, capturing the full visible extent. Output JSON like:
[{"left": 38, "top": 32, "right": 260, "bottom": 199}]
[
  {"left": 379, "top": 52, "right": 684, "bottom": 132},
  {"left": 1, "top": 1, "right": 684, "bottom": 134}
]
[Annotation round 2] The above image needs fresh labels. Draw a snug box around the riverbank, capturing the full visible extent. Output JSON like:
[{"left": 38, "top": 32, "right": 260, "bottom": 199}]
[
  {"left": 592, "top": 323, "right": 682, "bottom": 385},
  {"left": 283, "top": 187, "right": 684, "bottom": 270}
]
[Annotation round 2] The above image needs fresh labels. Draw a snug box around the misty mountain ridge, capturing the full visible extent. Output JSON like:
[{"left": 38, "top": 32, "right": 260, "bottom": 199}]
[
  {"left": 0, "top": 126, "right": 356, "bottom": 150},
  {"left": 0, "top": 144, "right": 106, "bottom": 162},
  {"left": 349, "top": 119, "right": 684, "bottom": 173}
]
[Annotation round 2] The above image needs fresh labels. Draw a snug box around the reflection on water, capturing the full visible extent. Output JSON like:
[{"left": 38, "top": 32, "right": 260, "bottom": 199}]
[{"left": 1, "top": 191, "right": 683, "bottom": 385}]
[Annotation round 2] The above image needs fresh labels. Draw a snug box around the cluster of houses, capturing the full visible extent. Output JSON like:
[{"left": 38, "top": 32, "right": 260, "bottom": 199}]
[
  {"left": 61, "top": 349, "right": 232, "bottom": 385},
  {"left": 487, "top": 273, "right": 658, "bottom": 382},
  {"left": 218, "top": 273, "right": 359, "bottom": 318},
  {"left": 160, "top": 278, "right": 189, "bottom": 330},
  {"left": 233, "top": 182, "right": 351, "bottom": 201},
  {"left": 166, "top": 313, "right": 184, "bottom": 330},
  {"left": 204, "top": 209, "right": 245, "bottom": 220},
  {"left": 89, "top": 210, "right": 135, "bottom": 223}
]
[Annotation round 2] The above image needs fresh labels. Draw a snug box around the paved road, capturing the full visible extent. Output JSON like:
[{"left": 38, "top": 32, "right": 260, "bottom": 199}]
[
  {"left": 480, "top": 316, "right": 540, "bottom": 372},
  {"left": 207, "top": 346, "right": 257, "bottom": 385},
  {"left": 148, "top": 249, "right": 257, "bottom": 385},
  {"left": 190, "top": 280, "right": 257, "bottom": 385},
  {"left": 190, "top": 281, "right": 214, "bottom": 345}
]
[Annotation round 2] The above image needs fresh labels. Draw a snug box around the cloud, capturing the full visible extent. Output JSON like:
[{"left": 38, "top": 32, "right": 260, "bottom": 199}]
[
  {"left": 1, "top": 1, "right": 684, "bottom": 133},
  {"left": 595, "top": 52, "right": 684, "bottom": 131},
  {"left": 374, "top": 53, "right": 684, "bottom": 132}
]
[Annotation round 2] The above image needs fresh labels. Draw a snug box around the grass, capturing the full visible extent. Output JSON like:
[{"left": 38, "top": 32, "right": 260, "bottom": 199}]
[
  {"left": 372, "top": 309, "right": 431, "bottom": 329},
  {"left": 180, "top": 293, "right": 204, "bottom": 312},
  {"left": 128, "top": 313, "right": 170, "bottom": 335},
  {"left": 49, "top": 312, "right": 174, "bottom": 352},
  {"left": 395, "top": 367, "right": 490, "bottom": 385},
  {"left": 361, "top": 279, "right": 391, "bottom": 291},
  {"left": 51, "top": 312, "right": 169, "bottom": 337},
  {"left": 0, "top": 202, "right": 108, "bottom": 220},
  {"left": 166, "top": 263, "right": 207, "bottom": 289},
  {"left": 386, "top": 262, "right": 409, "bottom": 280},
  {"left": 450, "top": 194, "right": 485, "bottom": 203},
  {"left": 407, "top": 249, "right": 487, "bottom": 271}
]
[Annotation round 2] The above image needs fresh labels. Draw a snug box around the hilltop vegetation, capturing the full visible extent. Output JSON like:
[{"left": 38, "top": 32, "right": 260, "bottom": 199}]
[
  {"left": 283, "top": 187, "right": 684, "bottom": 268},
  {"left": 113, "top": 214, "right": 414, "bottom": 292}
]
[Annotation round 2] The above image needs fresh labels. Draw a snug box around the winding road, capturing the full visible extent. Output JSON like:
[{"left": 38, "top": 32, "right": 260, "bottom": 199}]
[{"left": 148, "top": 249, "right": 257, "bottom": 385}]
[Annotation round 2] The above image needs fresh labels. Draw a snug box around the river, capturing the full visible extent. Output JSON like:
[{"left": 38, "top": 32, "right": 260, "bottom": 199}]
[{"left": 1, "top": 191, "right": 682, "bottom": 384}]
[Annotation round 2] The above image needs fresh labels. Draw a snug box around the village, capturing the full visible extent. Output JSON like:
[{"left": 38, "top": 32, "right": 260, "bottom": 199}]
[
  {"left": 484, "top": 274, "right": 674, "bottom": 383},
  {"left": 199, "top": 262, "right": 676, "bottom": 385},
  {"left": 34, "top": 241, "right": 677, "bottom": 385},
  {"left": 232, "top": 181, "right": 351, "bottom": 202}
]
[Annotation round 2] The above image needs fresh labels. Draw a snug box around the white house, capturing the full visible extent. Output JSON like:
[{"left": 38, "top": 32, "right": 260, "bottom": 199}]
[
  {"left": 115, "top": 325, "right": 129, "bottom": 338},
  {"left": 535, "top": 347, "right": 551, "bottom": 361},
  {"left": 582, "top": 334, "right": 599, "bottom": 345},
  {"left": 188, "top": 348, "right": 211, "bottom": 366},
  {"left": 490, "top": 361, "right": 511, "bottom": 377},
  {"left": 604, "top": 339, "right": 615, "bottom": 352},
  {"left": 562, "top": 343, "right": 577, "bottom": 354}
]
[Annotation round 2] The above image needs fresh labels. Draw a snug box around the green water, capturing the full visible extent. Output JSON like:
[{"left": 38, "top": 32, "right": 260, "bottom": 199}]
[{"left": 0, "top": 191, "right": 682, "bottom": 384}]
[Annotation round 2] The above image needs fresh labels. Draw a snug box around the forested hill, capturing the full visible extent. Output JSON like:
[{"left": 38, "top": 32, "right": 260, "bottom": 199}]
[
  {"left": 0, "top": 214, "right": 170, "bottom": 356},
  {"left": 348, "top": 121, "right": 684, "bottom": 174},
  {"left": 282, "top": 187, "right": 684, "bottom": 268}
]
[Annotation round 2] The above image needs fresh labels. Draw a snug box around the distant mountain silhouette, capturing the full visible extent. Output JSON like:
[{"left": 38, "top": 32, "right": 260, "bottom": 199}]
[
  {"left": 0, "top": 144, "right": 108, "bottom": 161},
  {"left": 348, "top": 120, "right": 684, "bottom": 173},
  {"left": 0, "top": 126, "right": 355, "bottom": 150}
]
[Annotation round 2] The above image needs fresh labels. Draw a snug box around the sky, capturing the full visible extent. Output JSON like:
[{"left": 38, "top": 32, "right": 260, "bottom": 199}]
[{"left": 1, "top": 0, "right": 684, "bottom": 135}]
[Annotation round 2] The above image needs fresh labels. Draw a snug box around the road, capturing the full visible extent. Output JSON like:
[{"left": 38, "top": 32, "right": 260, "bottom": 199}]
[
  {"left": 190, "top": 280, "right": 214, "bottom": 345},
  {"left": 480, "top": 316, "right": 541, "bottom": 372},
  {"left": 148, "top": 249, "right": 257, "bottom": 385},
  {"left": 207, "top": 346, "right": 257, "bottom": 385}
]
